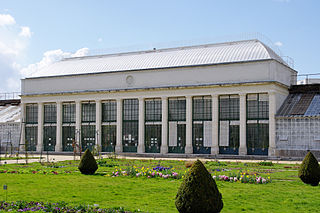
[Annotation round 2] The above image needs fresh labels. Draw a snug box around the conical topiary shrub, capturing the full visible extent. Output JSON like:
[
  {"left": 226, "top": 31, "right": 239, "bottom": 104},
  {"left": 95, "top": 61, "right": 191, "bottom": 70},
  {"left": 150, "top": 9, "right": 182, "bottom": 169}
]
[
  {"left": 175, "top": 160, "right": 223, "bottom": 213},
  {"left": 298, "top": 151, "right": 320, "bottom": 186},
  {"left": 78, "top": 149, "right": 98, "bottom": 175}
]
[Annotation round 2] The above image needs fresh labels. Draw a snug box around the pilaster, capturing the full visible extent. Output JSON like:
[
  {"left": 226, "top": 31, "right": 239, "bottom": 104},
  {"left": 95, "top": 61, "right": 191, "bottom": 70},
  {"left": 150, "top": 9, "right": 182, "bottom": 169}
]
[
  {"left": 36, "top": 102, "right": 44, "bottom": 152},
  {"left": 115, "top": 98, "right": 123, "bottom": 153},
  {"left": 185, "top": 95, "right": 193, "bottom": 154},
  {"left": 138, "top": 97, "right": 145, "bottom": 153},
  {"left": 55, "top": 101, "right": 62, "bottom": 152},
  {"left": 239, "top": 93, "right": 247, "bottom": 155},
  {"left": 211, "top": 94, "right": 219, "bottom": 155},
  {"left": 160, "top": 96, "right": 168, "bottom": 154}
]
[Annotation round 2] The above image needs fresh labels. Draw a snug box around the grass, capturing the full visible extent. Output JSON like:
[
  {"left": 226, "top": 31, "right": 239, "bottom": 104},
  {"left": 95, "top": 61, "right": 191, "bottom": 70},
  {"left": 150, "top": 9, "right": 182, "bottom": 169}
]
[{"left": 0, "top": 158, "right": 319, "bottom": 212}]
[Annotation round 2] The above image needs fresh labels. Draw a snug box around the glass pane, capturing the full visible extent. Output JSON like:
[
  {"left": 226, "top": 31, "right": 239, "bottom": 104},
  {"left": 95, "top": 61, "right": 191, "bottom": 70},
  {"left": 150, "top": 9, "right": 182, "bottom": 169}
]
[
  {"left": 26, "top": 104, "right": 38, "bottom": 124},
  {"left": 145, "top": 99, "right": 162, "bottom": 121},
  {"left": 82, "top": 103, "right": 96, "bottom": 123},
  {"left": 102, "top": 101, "right": 117, "bottom": 122},
  {"left": 63, "top": 103, "right": 76, "bottom": 123},
  {"left": 44, "top": 104, "right": 57, "bottom": 123}
]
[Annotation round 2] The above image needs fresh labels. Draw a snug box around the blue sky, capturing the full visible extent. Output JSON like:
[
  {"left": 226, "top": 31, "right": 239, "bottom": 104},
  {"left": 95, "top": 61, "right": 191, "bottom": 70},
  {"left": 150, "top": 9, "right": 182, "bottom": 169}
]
[{"left": 0, "top": 0, "right": 319, "bottom": 92}]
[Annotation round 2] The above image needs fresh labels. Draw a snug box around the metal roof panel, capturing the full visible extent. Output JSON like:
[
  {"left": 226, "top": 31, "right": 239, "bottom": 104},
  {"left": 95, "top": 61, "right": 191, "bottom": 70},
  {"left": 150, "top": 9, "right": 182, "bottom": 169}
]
[{"left": 28, "top": 39, "right": 288, "bottom": 78}]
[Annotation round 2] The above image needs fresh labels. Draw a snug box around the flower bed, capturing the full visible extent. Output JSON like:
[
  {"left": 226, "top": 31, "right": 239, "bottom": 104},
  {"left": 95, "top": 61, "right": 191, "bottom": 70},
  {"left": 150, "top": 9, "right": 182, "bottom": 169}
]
[
  {"left": 0, "top": 201, "right": 139, "bottom": 212},
  {"left": 0, "top": 169, "right": 73, "bottom": 175},
  {"left": 213, "top": 172, "right": 272, "bottom": 184},
  {"left": 109, "top": 166, "right": 183, "bottom": 179}
]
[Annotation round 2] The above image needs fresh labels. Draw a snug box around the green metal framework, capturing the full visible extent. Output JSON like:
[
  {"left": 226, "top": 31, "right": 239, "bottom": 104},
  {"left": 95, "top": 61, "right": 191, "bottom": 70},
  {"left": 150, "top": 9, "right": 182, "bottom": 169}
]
[
  {"left": 168, "top": 97, "right": 186, "bottom": 153},
  {"left": 44, "top": 104, "right": 57, "bottom": 123},
  {"left": 192, "top": 96, "right": 212, "bottom": 154},
  {"left": 219, "top": 95, "right": 240, "bottom": 154},
  {"left": 25, "top": 126, "right": 37, "bottom": 151},
  {"left": 122, "top": 99, "right": 138, "bottom": 152},
  {"left": 43, "top": 125, "right": 56, "bottom": 151},
  {"left": 81, "top": 102, "right": 96, "bottom": 151},
  {"left": 81, "top": 125, "right": 96, "bottom": 151},
  {"left": 62, "top": 103, "right": 76, "bottom": 151},
  {"left": 62, "top": 126, "right": 75, "bottom": 151},
  {"left": 246, "top": 94, "right": 269, "bottom": 155},
  {"left": 26, "top": 104, "right": 38, "bottom": 124},
  {"left": 25, "top": 104, "right": 38, "bottom": 151},
  {"left": 43, "top": 104, "right": 57, "bottom": 151},
  {"left": 102, "top": 100, "right": 117, "bottom": 152},
  {"left": 145, "top": 98, "right": 162, "bottom": 153}
]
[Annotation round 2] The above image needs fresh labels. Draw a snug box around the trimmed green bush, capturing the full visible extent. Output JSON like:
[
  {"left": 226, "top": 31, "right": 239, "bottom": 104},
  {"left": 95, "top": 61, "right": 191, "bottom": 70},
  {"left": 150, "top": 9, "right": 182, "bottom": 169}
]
[
  {"left": 78, "top": 149, "right": 98, "bottom": 175},
  {"left": 298, "top": 152, "right": 320, "bottom": 186},
  {"left": 175, "top": 160, "right": 223, "bottom": 213}
]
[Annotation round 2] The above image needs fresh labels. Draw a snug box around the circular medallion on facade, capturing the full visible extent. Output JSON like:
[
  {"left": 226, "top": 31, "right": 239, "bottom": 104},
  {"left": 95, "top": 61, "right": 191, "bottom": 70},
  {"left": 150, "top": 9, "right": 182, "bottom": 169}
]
[{"left": 126, "top": 75, "right": 134, "bottom": 86}]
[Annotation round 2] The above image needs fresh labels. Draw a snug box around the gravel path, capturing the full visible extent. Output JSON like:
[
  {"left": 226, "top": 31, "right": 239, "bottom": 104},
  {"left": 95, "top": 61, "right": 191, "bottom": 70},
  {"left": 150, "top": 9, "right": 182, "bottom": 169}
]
[{"left": 0, "top": 154, "right": 302, "bottom": 165}]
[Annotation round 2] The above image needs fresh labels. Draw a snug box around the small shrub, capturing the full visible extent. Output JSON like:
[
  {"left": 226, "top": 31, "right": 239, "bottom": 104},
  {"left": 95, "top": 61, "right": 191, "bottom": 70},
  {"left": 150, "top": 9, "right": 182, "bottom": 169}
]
[
  {"left": 78, "top": 149, "right": 98, "bottom": 175},
  {"left": 258, "top": 161, "right": 273, "bottom": 166},
  {"left": 298, "top": 152, "right": 320, "bottom": 186},
  {"left": 185, "top": 161, "right": 194, "bottom": 168},
  {"left": 206, "top": 160, "right": 227, "bottom": 167},
  {"left": 176, "top": 160, "right": 223, "bottom": 213}
]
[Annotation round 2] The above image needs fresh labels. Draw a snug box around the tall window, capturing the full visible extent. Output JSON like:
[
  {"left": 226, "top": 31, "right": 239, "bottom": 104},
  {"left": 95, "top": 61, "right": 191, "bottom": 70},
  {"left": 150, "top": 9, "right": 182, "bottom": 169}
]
[
  {"left": 25, "top": 104, "right": 38, "bottom": 151},
  {"left": 102, "top": 100, "right": 117, "bottom": 152},
  {"left": 26, "top": 104, "right": 38, "bottom": 124},
  {"left": 192, "top": 96, "right": 212, "bottom": 154},
  {"left": 247, "top": 94, "right": 269, "bottom": 155},
  {"left": 168, "top": 97, "right": 186, "bottom": 153},
  {"left": 219, "top": 95, "right": 240, "bottom": 155},
  {"left": 43, "top": 103, "right": 57, "bottom": 151},
  {"left": 82, "top": 102, "right": 96, "bottom": 123},
  {"left": 145, "top": 98, "right": 162, "bottom": 153},
  {"left": 81, "top": 102, "right": 96, "bottom": 151},
  {"left": 62, "top": 103, "right": 76, "bottom": 151},
  {"left": 122, "top": 99, "right": 139, "bottom": 152}
]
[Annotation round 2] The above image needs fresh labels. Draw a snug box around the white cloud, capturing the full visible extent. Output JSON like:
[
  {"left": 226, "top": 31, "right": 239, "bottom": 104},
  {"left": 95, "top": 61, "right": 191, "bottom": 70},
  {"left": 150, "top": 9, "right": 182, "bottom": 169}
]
[
  {"left": 0, "top": 14, "right": 15, "bottom": 26},
  {"left": 0, "top": 13, "right": 32, "bottom": 92},
  {"left": 98, "top": 38, "right": 103, "bottom": 42},
  {"left": 274, "top": 41, "right": 283, "bottom": 47},
  {"left": 20, "top": 48, "right": 89, "bottom": 78},
  {"left": 19, "top": 26, "right": 32, "bottom": 38}
]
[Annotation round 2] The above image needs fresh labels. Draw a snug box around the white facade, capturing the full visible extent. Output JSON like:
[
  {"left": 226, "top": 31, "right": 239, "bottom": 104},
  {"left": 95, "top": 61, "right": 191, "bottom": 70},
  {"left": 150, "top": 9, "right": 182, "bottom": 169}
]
[{"left": 20, "top": 40, "right": 297, "bottom": 157}]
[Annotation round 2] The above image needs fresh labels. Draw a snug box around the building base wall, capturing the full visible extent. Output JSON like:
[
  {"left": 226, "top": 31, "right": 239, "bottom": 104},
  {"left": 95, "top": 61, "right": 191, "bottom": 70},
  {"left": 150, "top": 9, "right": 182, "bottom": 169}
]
[{"left": 276, "top": 149, "right": 320, "bottom": 159}]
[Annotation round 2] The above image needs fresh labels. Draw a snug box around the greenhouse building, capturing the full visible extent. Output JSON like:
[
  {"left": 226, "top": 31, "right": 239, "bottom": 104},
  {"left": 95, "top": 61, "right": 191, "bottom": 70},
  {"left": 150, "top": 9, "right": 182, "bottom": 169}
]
[{"left": 20, "top": 39, "right": 298, "bottom": 157}]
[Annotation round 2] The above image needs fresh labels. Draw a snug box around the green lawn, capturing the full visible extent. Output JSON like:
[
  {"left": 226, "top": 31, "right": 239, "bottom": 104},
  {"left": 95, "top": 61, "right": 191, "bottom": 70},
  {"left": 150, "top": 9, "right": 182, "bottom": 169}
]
[{"left": 0, "top": 158, "right": 319, "bottom": 212}]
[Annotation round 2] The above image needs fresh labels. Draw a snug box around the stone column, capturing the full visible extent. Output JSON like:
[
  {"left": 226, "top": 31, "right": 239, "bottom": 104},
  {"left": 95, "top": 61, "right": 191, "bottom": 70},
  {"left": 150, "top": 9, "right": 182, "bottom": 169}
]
[
  {"left": 185, "top": 96, "right": 193, "bottom": 154},
  {"left": 211, "top": 94, "right": 219, "bottom": 155},
  {"left": 20, "top": 103, "right": 26, "bottom": 151},
  {"left": 160, "top": 96, "right": 168, "bottom": 154},
  {"left": 95, "top": 100, "right": 102, "bottom": 151},
  {"left": 115, "top": 98, "right": 123, "bottom": 153},
  {"left": 268, "top": 92, "right": 276, "bottom": 157},
  {"left": 55, "top": 101, "right": 62, "bottom": 152},
  {"left": 239, "top": 93, "right": 247, "bottom": 155},
  {"left": 75, "top": 100, "right": 81, "bottom": 148},
  {"left": 36, "top": 102, "right": 44, "bottom": 152},
  {"left": 138, "top": 97, "right": 145, "bottom": 153}
]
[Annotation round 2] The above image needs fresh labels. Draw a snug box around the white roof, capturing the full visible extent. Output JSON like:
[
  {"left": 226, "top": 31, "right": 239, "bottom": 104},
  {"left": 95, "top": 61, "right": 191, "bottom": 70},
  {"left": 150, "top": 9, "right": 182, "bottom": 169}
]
[
  {"left": 30, "top": 39, "right": 287, "bottom": 78},
  {"left": 0, "top": 105, "right": 21, "bottom": 123}
]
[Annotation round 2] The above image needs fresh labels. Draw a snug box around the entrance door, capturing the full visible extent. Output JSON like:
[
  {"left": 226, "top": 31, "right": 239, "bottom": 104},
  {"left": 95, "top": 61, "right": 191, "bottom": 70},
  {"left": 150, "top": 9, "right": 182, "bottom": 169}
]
[
  {"left": 145, "top": 124, "right": 161, "bottom": 153},
  {"left": 102, "top": 125, "right": 116, "bottom": 152},
  {"left": 62, "top": 126, "right": 75, "bottom": 151}
]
